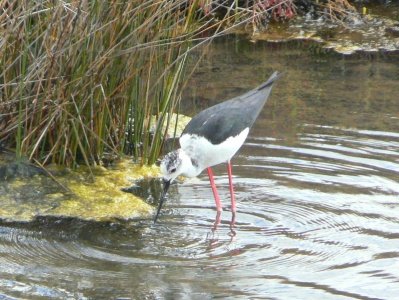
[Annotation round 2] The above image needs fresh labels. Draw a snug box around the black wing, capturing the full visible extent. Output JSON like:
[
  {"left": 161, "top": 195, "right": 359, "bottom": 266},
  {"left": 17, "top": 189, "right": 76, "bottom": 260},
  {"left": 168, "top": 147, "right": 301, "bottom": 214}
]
[{"left": 182, "top": 71, "right": 284, "bottom": 144}]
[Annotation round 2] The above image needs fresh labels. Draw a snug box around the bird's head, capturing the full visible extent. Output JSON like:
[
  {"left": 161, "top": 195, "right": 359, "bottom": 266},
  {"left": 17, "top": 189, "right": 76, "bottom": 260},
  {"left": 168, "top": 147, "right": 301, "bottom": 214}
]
[
  {"left": 155, "top": 149, "right": 186, "bottom": 222},
  {"left": 160, "top": 149, "right": 185, "bottom": 182}
]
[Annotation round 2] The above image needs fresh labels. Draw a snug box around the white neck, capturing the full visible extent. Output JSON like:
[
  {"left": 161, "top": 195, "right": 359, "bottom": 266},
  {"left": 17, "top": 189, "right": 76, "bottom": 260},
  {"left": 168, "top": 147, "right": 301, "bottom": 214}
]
[{"left": 179, "top": 150, "right": 203, "bottom": 178}]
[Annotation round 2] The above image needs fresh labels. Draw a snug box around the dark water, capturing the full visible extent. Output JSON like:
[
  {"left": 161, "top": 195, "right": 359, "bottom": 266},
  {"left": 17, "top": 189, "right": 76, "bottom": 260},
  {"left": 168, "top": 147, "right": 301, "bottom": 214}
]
[{"left": 2, "top": 37, "right": 399, "bottom": 299}]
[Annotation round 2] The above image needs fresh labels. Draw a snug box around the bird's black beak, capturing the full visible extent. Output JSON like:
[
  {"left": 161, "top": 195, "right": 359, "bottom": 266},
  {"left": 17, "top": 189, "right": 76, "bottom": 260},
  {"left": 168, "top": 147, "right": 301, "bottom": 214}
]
[{"left": 154, "top": 179, "right": 171, "bottom": 223}]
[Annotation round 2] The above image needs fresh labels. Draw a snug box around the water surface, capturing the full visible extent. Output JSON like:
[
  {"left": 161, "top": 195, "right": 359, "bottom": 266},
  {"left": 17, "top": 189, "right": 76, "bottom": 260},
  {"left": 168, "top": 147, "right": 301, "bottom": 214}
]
[{"left": 1, "top": 37, "right": 399, "bottom": 299}]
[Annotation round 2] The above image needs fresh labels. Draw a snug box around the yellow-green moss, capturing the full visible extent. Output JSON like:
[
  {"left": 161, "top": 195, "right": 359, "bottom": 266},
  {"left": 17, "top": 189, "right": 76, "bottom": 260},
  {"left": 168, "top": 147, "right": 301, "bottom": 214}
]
[{"left": 0, "top": 160, "right": 159, "bottom": 222}]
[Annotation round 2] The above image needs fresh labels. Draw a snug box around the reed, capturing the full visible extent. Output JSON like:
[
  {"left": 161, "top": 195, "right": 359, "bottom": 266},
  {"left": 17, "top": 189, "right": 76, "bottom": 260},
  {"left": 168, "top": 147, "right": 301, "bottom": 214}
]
[{"left": 0, "top": 0, "right": 201, "bottom": 170}]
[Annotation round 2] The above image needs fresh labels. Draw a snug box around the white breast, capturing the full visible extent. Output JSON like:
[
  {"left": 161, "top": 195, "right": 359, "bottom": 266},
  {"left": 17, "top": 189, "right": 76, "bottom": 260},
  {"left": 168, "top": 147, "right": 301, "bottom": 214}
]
[{"left": 179, "top": 127, "right": 249, "bottom": 171}]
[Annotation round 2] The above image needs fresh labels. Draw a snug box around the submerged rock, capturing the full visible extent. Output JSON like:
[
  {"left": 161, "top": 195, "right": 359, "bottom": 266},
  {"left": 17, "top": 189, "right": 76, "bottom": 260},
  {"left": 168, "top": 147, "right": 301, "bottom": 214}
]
[{"left": 0, "top": 162, "right": 45, "bottom": 180}]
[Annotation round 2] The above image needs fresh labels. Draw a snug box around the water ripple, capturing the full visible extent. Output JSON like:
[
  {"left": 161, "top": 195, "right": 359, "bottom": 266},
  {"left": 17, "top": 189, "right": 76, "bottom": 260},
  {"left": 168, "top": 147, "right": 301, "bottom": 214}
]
[{"left": 2, "top": 126, "right": 399, "bottom": 298}]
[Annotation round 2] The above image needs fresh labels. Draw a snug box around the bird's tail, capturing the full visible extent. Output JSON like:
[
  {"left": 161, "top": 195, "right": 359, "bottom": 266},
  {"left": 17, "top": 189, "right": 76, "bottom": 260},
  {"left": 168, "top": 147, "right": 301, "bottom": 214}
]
[
  {"left": 240, "top": 71, "right": 285, "bottom": 106},
  {"left": 236, "top": 71, "right": 285, "bottom": 123},
  {"left": 257, "top": 71, "right": 286, "bottom": 91}
]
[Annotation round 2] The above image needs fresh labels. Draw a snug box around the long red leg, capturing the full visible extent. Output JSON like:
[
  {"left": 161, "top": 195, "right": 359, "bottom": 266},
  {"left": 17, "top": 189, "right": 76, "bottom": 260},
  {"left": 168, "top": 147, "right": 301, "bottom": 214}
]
[
  {"left": 207, "top": 167, "right": 222, "bottom": 212},
  {"left": 227, "top": 161, "right": 236, "bottom": 213}
]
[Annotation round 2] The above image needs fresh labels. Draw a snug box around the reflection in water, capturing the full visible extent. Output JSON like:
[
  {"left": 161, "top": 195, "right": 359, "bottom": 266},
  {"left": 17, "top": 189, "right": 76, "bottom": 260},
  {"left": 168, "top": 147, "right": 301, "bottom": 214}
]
[{"left": 1, "top": 37, "right": 399, "bottom": 298}]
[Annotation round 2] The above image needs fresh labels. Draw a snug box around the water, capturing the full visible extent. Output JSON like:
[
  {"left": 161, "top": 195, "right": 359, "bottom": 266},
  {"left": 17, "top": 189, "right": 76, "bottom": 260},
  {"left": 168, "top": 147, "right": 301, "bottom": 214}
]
[{"left": 1, "top": 37, "right": 399, "bottom": 299}]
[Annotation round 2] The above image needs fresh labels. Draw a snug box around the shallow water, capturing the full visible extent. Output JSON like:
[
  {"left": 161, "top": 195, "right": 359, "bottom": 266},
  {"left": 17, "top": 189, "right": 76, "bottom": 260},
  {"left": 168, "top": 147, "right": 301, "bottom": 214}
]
[{"left": 1, "top": 37, "right": 399, "bottom": 299}]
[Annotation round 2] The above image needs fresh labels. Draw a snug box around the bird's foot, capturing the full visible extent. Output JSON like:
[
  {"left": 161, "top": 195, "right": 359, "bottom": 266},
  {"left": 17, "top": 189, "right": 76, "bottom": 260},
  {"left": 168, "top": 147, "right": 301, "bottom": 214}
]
[{"left": 228, "top": 212, "right": 236, "bottom": 237}]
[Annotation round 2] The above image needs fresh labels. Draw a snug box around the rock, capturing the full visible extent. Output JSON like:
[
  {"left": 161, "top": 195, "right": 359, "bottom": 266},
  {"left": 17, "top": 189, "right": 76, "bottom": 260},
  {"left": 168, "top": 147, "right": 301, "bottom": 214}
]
[
  {"left": 385, "top": 25, "right": 399, "bottom": 38},
  {"left": 0, "top": 162, "right": 46, "bottom": 180}
]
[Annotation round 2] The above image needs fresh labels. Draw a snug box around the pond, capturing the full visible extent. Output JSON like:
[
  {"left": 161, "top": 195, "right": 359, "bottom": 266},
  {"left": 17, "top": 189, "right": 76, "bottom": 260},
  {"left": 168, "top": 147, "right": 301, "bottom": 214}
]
[{"left": 1, "top": 36, "right": 399, "bottom": 299}]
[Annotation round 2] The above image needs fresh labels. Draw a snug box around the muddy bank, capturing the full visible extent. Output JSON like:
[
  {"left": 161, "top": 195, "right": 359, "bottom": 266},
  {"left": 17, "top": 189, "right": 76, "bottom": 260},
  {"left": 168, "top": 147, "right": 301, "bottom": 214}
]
[{"left": 239, "top": 2, "right": 399, "bottom": 54}]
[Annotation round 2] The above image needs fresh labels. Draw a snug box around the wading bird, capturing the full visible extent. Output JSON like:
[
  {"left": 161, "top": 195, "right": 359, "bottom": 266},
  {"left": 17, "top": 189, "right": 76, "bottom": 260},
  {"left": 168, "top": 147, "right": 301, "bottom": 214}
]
[{"left": 155, "top": 71, "right": 284, "bottom": 222}]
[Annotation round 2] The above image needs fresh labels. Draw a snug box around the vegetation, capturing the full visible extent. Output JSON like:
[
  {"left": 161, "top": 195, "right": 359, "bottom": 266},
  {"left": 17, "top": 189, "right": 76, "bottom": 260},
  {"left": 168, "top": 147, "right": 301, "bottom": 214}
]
[
  {"left": 0, "top": 0, "right": 202, "bottom": 171},
  {"left": 0, "top": 0, "right": 359, "bottom": 174}
]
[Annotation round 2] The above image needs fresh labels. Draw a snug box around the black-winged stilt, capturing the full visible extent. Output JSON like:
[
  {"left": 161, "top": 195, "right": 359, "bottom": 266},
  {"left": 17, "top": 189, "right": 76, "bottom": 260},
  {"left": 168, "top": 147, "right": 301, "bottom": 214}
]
[{"left": 155, "top": 71, "right": 284, "bottom": 222}]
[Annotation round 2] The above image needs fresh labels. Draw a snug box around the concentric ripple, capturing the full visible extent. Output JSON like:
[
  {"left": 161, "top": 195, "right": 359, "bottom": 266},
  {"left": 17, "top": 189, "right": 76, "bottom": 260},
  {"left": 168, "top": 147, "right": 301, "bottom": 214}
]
[{"left": 1, "top": 124, "right": 399, "bottom": 298}]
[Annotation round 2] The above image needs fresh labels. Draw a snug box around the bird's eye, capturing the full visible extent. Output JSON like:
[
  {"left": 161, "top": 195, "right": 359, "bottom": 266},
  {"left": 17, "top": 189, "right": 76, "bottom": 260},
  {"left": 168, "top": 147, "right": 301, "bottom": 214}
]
[{"left": 170, "top": 167, "right": 177, "bottom": 173}]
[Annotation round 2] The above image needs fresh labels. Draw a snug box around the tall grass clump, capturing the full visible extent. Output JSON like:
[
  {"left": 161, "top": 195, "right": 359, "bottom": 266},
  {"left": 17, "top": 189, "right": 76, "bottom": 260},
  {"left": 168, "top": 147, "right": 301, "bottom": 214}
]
[
  {"left": 0, "top": 0, "right": 304, "bottom": 173},
  {"left": 0, "top": 0, "right": 207, "bottom": 169}
]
